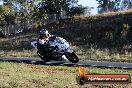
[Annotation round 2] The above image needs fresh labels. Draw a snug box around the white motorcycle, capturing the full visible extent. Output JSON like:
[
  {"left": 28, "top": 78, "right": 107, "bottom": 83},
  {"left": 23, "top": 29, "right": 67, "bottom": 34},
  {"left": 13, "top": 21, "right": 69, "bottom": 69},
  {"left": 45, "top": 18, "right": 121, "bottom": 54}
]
[{"left": 31, "top": 36, "right": 79, "bottom": 63}]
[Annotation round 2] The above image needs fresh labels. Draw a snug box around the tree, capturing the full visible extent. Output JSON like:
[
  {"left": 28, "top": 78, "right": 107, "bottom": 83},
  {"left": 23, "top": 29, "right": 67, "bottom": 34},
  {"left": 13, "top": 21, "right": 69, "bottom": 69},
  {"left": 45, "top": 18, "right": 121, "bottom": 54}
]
[
  {"left": 67, "top": 5, "right": 87, "bottom": 16},
  {"left": 120, "top": 0, "right": 132, "bottom": 10},
  {"left": 113, "top": 0, "right": 121, "bottom": 11},
  {"left": 36, "top": 0, "right": 87, "bottom": 20},
  {"left": 96, "top": 0, "right": 109, "bottom": 13},
  {"left": 84, "top": 6, "right": 94, "bottom": 15},
  {"left": 39, "top": 0, "right": 68, "bottom": 20},
  {"left": 0, "top": 1, "right": 15, "bottom": 25},
  {"left": 97, "top": 0, "right": 132, "bottom": 13},
  {"left": 96, "top": 0, "right": 120, "bottom": 13}
]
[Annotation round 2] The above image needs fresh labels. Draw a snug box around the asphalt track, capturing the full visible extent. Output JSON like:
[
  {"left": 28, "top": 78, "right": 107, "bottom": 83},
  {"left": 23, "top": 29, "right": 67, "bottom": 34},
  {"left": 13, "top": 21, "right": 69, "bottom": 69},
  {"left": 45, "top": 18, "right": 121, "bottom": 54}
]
[{"left": 0, "top": 57, "right": 132, "bottom": 69}]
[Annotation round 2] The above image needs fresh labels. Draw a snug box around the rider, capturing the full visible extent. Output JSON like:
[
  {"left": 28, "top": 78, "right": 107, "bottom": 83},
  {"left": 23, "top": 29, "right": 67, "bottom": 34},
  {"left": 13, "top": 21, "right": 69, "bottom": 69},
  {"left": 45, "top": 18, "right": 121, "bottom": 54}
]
[
  {"left": 37, "top": 29, "right": 50, "bottom": 52},
  {"left": 37, "top": 28, "right": 66, "bottom": 61},
  {"left": 37, "top": 28, "right": 56, "bottom": 52},
  {"left": 38, "top": 29, "right": 50, "bottom": 45}
]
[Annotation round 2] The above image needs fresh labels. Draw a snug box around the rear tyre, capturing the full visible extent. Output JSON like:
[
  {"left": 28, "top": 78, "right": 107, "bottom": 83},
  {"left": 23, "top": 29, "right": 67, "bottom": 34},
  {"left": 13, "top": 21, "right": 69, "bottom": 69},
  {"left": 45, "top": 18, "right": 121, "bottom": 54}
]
[
  {"left": 65, "top": 52, "right": 79, "bottom": 63},
  {"left": 37, "top": 51, "right": 50, "bottom": 62}
]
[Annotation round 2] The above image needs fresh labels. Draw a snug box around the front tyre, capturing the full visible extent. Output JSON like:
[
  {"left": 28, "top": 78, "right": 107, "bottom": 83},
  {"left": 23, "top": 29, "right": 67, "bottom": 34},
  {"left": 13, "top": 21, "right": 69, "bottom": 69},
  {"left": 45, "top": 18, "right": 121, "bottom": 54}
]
[{"left": 65, "top": 52, "right": 79, "bottom": 63}]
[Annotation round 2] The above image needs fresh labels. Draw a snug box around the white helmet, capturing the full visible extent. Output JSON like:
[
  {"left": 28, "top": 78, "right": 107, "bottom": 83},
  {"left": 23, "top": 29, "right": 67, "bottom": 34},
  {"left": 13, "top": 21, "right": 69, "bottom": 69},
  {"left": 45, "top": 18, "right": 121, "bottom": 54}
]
[{"left": 39, "top": 29, "right": 50, "bottom": 38}]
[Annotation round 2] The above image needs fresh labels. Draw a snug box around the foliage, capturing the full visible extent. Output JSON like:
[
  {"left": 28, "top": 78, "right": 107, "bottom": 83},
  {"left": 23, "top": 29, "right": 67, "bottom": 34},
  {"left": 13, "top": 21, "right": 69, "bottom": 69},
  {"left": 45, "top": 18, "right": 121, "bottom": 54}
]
[
  {"left": 0, "top": 0, "right": 90, "bottom": 36},
  {"left": 120, "top": 0, "right": 132, "bottom": 10},
  {"left": 35, "top": 0, "right": 88, "bottom": 20},
  {"left": 96, "top": 0, "right": 119, "bottom": 13},
  {"left": 67, "top": 5, "right": 87, "bottom": 16},
  {"left": 35, "top": 0, "right": 68, "bottom": 20},
  {"left": 0, "top": 4, "right": 15, "bottom": 25},
  {"left": 96, "top": 0, "right": 132, "bottom": 13}
]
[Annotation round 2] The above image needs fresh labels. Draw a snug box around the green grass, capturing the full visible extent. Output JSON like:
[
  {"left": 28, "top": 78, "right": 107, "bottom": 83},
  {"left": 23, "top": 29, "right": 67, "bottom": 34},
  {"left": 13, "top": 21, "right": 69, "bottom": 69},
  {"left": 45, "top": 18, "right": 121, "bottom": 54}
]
[{"left": 0, "top": 62, "right": 132, "bottom": 88}]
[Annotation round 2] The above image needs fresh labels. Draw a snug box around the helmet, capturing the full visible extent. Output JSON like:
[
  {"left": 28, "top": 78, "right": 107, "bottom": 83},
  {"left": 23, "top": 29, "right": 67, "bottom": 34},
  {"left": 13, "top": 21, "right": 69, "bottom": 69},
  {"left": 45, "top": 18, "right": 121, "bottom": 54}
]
[{"left": 39, "top": 29, "right": 50, "bottom": 38}]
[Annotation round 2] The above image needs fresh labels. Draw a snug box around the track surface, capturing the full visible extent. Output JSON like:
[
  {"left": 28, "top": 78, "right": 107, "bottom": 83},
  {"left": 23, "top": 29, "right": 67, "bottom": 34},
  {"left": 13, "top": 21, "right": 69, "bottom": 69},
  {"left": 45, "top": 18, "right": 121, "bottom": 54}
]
[{"left": 0, "top": 57, "right": 132, "bottom": 69}]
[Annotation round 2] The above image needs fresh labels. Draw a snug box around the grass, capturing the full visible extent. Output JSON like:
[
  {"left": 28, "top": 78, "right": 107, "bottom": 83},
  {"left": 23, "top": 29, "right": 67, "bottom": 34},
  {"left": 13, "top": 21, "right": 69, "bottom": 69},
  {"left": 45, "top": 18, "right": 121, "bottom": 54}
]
[
  {"left": 0, "top": 33, "right": 37, "bottom": 57},
  {"left": 0, "top": 61, "right": 132, "bottom": 88},
  {"left": 1, "top": 44, "right": 132, "bottom": 63},
  {"left": 0, "top": 49, "right": 37, "bottom": 57},
  {"left": 75, "top": 46, "right": 132, "bottom": 62},
  {"left": 1, "top": 35, "right": 132, "bottom": 62}
]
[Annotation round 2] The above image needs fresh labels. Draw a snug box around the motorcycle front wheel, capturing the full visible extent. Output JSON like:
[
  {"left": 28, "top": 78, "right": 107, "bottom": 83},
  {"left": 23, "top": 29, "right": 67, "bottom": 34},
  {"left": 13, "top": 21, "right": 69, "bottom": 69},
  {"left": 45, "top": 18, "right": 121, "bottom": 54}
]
[{"left": 65, "top": 52, "right": 79, "bottom": 63}]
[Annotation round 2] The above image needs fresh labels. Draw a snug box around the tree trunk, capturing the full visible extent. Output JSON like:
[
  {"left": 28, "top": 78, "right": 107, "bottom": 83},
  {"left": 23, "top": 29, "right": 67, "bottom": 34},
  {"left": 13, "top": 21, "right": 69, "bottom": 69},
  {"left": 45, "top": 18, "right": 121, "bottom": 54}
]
[{"left": 56, "top": 11, "right": 61, "bottom": 20}]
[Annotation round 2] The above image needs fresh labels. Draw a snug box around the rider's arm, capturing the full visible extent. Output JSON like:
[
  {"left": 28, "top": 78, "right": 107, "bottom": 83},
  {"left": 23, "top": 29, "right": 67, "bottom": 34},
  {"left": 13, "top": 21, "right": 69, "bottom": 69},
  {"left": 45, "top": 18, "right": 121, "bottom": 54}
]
[
  {"left": 39, "top": 38, "right": 49, "bottom": 45},
  {"left": 39, "top": 39, "right": 47, "bottom": 45}
]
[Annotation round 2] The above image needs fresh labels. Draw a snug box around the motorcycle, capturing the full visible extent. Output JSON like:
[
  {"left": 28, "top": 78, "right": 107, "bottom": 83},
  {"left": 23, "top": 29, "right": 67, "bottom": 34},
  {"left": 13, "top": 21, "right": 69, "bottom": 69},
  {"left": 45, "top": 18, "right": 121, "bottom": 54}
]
[{"left": 31, "top": 36, "right": 79, "bottom": 63}]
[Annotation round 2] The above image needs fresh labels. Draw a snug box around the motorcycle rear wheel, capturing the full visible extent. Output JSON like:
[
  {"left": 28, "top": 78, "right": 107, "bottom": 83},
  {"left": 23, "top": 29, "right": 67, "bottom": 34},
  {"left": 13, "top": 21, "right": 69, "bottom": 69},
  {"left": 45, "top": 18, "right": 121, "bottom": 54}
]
[{"left": 37, "top": 51, "right": 50, "bottom": 62}]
